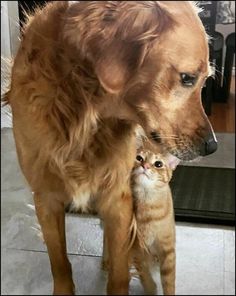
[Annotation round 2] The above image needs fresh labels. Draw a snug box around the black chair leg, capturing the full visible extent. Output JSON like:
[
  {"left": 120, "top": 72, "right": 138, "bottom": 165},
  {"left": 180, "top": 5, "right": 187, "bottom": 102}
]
[{"left": 222, "top": 46, "right": 234, "bottom": 102}]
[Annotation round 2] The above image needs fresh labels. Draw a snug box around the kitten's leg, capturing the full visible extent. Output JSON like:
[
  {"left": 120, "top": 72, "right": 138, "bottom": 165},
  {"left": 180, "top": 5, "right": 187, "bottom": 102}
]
[
  {"left": 133, "top": 251, "right": 157, "bottom": 295},
  {"left": 157, "top": 238, "right": 176, "bottom": 295}
]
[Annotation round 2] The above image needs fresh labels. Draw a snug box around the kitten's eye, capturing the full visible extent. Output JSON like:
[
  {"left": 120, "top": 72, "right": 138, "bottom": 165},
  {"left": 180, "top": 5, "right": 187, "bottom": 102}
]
[
  {"left": 136, "top": 155, "right": 143, "bottom": 162},
  {"left": 154, "top": 161, "right": 163, "bottom": 168},
  {"left": 180, "top": 73, "right": 197, "bottom": 87}
]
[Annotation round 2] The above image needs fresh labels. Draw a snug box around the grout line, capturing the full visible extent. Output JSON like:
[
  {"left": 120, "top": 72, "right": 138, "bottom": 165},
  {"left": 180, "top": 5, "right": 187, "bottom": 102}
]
[
  {"left": 5, "top": 247, "right": 102, "bottom": 258},
  {"left": 6, "top": 247, "right": 47, "bottom": 254},
  {"left": 69, "top": 253, "right": 101, "bottom": 258}
]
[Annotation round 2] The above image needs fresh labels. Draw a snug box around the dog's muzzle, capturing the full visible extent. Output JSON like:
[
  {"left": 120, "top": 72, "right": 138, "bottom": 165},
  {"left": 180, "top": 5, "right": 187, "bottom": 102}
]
[{"left": 150, "top": 129, "right": 218, "bottom": 160}]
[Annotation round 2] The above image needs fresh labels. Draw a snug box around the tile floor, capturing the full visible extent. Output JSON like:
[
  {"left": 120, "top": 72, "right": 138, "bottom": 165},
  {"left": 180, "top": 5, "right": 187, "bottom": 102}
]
[{"left": 1, "top": 128, "right": 235, "bottom": 295}]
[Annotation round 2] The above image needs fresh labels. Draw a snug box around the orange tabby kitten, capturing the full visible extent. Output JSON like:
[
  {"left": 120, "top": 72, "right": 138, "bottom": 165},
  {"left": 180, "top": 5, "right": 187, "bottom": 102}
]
[
  {"left": 130, "top": 148, "right": 179, "bottom": 295},
  {"left": 102, "top": 146, "right": 179, "bottom": 295}
]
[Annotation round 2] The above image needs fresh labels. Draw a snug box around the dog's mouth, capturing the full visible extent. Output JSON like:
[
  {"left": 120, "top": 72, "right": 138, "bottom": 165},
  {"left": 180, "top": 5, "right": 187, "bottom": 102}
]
[
  {"left": 149, "top": 131, "right": 202, "bottom": 161},
  {"left": 168, "top": 149, "right": 199, "bottom": 161},
  {"left": 143, "top": 124, "right": 217, "bottom": 161}
]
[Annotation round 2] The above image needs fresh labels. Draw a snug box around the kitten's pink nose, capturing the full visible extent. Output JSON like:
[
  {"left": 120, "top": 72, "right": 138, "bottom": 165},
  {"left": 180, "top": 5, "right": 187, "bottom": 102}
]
[{"left": 142, "top": 162, "right": 150, "bottom": 170}]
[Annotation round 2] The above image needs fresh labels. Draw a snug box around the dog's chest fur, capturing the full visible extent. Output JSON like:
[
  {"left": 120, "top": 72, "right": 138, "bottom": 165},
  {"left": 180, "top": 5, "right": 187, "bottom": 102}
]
[
  {"left": 69, "top": 186, "right": 93, "bottom": 213},
  {"left": 66, "top": 120, "right": 136, "bottom": 213}
]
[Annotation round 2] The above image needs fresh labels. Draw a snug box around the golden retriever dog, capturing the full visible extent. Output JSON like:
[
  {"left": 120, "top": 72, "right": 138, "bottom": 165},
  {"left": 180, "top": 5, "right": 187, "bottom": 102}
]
[{"left": 6, "top": 1, "right": 217, "bottom": 295}]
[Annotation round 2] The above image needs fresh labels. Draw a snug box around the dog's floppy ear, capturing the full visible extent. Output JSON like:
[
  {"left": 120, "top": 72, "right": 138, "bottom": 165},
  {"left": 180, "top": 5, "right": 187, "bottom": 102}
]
[
  {"left": 93, "top": 2, "right": 174, "bottom": 94},
  {"left": 95, "top": 40, "right": 147, "bottom": 94},
  {"left": 64, "top": 1, "right": 174, "bottom": 93}
]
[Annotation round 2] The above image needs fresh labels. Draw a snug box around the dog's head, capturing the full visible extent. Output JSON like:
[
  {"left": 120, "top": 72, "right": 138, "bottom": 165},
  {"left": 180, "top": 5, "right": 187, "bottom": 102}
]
[{"left": 64, "top": 1, "right": 217, "bottom": 160}]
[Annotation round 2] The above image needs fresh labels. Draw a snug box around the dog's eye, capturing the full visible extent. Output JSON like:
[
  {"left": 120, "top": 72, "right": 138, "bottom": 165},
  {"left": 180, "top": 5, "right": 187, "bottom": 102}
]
[
  {"left": 136, "top": 155, "right": 143, "bottom": 162},
  {"left": 180, "top": 73, "right": 197, "bottom": 87},
  {"left": 154, "top": 161, "right": 163, "bottom": 168}
]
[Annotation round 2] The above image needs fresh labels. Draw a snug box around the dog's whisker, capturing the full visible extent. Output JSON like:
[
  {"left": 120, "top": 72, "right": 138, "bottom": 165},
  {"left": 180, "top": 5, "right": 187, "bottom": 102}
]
[
  {"left": 209, "top": 62, "right": 223, "bottom": 77},
  {"left": 209, "top": 68, "right": 223, "bottom": 82}
]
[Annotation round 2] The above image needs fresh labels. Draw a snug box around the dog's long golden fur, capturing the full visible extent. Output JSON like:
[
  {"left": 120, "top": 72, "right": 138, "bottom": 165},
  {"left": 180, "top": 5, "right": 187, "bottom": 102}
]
[{"left": 6, "top": 1, "right": 216, "bottom": 294}]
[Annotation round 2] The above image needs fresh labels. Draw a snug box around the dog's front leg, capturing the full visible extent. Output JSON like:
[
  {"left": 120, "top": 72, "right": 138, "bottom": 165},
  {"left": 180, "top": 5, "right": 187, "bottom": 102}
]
[
  {"left": 34, "top": 192, "right": 75, "bottom": 295},
  {"left": 102, "top": 190, "right": 133, "bottom": 295}
]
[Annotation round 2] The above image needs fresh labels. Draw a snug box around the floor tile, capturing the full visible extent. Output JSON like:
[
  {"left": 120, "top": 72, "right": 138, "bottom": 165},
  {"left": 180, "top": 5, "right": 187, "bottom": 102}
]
[
  {"left": 66, "top": 215, "right": 103, "bottom": 256},
  {"left": 1, "top": 248, "right": 107, "bottom": 295},
  {"left": 224, "top": 230, "right": 235, "bottom": 273},
  {"left": 175, "top": 224, "right": 225, "bottom": 295},
  {"left": 1, "top": 248, "right": 52, "bottom": 295},
  {"left": 1, "top": 188, "right": 35, "bottom": 227},
  {"left": 176, "top": 224, "right": 224, "bottom": 274},
  {"left": 2, "top": 200, "right": 103, "bottom": 255},
  {"left": 1, "top": 209, "right": 46, "bottom": 252},
  {"left": 1, "top": 146, "right": 27, "bottom": 192},
  {"left": 224, "top": 271, "right": 235, "bottom": 295},
  {"left": 176, "top": 269, "right": 224, "bottom": 295},
  {"left": 1, "top": 129, "right": 27, "bottom": 192},
  {"left": 1, "top": 248, "right": 148, "bottom": 295}
]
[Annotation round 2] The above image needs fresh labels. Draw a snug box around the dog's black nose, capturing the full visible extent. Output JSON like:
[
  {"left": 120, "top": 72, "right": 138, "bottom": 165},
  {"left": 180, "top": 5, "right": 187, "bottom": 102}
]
[{"left": 200, "top": 133, "right": 218, "bottom": 156}]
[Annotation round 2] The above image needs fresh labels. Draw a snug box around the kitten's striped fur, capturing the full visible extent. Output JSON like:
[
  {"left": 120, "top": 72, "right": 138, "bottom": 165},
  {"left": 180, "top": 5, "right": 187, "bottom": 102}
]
[
  {"left": 102, "top": 146, "right": 177, "bottom": 295},
  {"left": 131, "top": 149, "right": 176, "bottom": 295}
]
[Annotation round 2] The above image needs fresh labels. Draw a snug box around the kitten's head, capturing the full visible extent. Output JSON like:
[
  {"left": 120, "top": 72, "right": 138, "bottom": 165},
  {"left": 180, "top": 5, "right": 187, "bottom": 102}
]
[{"left": 132, "top": 149, "right": 180, "bottom": 188}]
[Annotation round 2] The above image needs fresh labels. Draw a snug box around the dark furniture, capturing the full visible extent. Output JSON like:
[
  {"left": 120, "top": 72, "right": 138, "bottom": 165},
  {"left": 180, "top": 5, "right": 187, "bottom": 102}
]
[
  {"left": 222, "top": 32, "right": 235, "bottom": 102},
  {"left": 198, "top": 1, "right": 218, "bottom": 116},
  {"left": 211, "top": 31, "right": 224, "bottom": 101},
  {"left": 199, "top": 1, "right": 235, "bottom": 109}
]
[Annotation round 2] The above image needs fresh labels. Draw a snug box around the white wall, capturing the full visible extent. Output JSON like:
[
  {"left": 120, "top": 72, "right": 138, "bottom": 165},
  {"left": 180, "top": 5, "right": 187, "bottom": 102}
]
[
  {"left": 7, "top": 1, "right": 20, "bottom": 56},
  {"left": 1, "top": 1, "right": 11, "bottom": 58},
  {"left": 1, "top": 1, "right": 20, "bottom": 128},
  {"left": 1, "top": 1, "right": 20, "bottom": 58}
]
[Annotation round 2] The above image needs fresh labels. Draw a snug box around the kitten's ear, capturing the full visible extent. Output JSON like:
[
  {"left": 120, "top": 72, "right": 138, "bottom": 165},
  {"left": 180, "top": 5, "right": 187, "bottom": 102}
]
[{"left": 165, "top": 154, "right": 180, "bottom": 170}]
